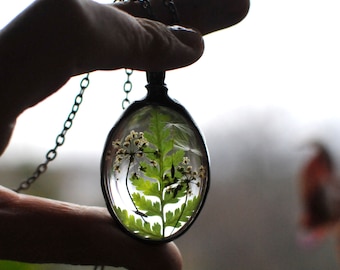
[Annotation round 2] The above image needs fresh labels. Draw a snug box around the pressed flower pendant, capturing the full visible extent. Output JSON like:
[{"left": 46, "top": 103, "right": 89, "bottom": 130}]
[{"left": 101, "top": 72, "right": 210, "bottom": 242}]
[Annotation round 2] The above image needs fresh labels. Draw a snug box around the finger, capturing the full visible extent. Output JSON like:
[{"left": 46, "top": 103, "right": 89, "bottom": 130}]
[
  {"left": 0, "top": 0, "right": 203, "bottom": 156},
  {"left": 113, "top": 0, "right": 250, "bottom": 35},
  {"left": 0, "top": 120, "right": 15, "bottom": 156},
  {"left": 0, "top": 185, "right": 182, "bottom": 270},
  {"left": 123, "top": 19, "right": 204, "bottom": 71},
  {"left": 76, "top": 3, "right": 204, "bottom": 72}
]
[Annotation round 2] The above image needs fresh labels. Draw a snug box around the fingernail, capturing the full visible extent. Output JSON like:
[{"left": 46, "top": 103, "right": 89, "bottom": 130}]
[
  {"left": 169, "top": 25, "right": 196, "bottom": 33},
  {"left": 168, "top": 25, "right": 203, "bottom": 49}
]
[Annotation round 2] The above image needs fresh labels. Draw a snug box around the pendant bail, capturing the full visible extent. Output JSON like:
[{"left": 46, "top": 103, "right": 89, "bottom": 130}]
[
  {"left": 146, "top": 71, "right": 165, "bottom": 86},
  {"left": 145, "top": 71, "right": 169, "bottom": 103}
]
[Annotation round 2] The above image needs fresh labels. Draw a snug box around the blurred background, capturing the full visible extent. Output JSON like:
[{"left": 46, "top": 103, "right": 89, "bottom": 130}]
[{"left": 1, "top": 0, "right": 340, "bottom": 269}]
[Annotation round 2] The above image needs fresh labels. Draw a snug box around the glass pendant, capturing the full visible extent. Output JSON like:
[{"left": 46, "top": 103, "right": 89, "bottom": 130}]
[{"left": 101, "top": 72, "right": 210, "bottom": 242}]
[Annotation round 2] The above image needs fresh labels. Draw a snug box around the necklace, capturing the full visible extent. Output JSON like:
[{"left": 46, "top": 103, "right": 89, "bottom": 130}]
[
  {"left": 101, "top": 0, "right": 210, "bottom": 243},
  {"left": 101, "top": 71, "right": 210, "bottom": 242},
  {"left": 14, "top": 0, "right": 210, "bottom": 268},
  {"left": 14, "top": 73, "right": 90, "bottom": 192}
]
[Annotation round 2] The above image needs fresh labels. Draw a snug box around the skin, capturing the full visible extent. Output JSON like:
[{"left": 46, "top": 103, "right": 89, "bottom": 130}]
[
  {"left": 0, "top": 0, "right": 249, "bottom": 269},
  {"left": 115, "top": 0, "right": 250, "bottom": 35}
]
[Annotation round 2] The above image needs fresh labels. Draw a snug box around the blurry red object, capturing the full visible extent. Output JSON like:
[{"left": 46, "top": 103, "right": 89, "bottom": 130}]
[{"left": 299, "top": 142, "right": 340, "bottom": 246}]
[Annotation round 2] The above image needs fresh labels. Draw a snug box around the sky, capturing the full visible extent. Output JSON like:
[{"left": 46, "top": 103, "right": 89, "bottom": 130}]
[{"left": 1, "top": 0, "right": 340, "bottom": 164}]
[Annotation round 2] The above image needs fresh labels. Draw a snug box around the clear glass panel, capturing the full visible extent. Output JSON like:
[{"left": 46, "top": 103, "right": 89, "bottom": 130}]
[{"left": 102, "top": 104, "right": 209, "bottom": 241}]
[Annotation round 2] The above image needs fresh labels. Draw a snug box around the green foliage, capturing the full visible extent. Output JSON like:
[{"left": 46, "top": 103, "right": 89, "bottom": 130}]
[
  {"left": 132, "top": 192, "right": 161, "bottom": 216},
  {"left": 165, "top": 196, "right": 201, "bottom": 228},
  {"left": 0, "top": 261, "right": 45, "bottom": 270},
  {"left": 131, "top": 175, "right": 160, "bottom": 197},
  {"left": 113, "top": 109, "right": 205, "bottom": 239},
  {"left": 114, "top": 207, "right": 162, "bottom": 238}
]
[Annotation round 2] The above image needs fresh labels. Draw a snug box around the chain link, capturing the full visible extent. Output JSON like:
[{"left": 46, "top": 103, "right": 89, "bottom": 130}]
[
  {"left": 121, "top": 68, "right": 133, "bottom": 109},
  {"left": 14, "top": 73, "right": 90, "bottom": 193},
  {"left": 113, "top": 1, "right": 135, "bottom": 110},
  {"left": 134, "top": 0, "right": 155, "bottom": 18},
  {"left": 133, "top": 0, "right": 179, "bottom": 23},
  {"left": 163, "top": 0, "right": 179, "bottom": 24},
  {"left": 118, "top": 0, "right": 179, "bottom": 110}
]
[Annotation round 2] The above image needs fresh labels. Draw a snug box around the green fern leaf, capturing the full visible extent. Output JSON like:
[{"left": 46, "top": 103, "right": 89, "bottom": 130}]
[
  {"left": 163, "top": 149, "right": 185, "bottom": 172},
  {"left": 114, "top": 206, "right": 162, "bottom": 238},
  {"left": 165, "top": 208, "right": 183, "bottom": 228},
  {"left": 144, "top": 111, "right": 171, "bottom": 152},
  {"left": 132, "top": 192, "right": 161, "bottom": 216},
  {"left": 162, "top": 138, "right": 175, "bottom": 157},
  {"left": 116, "top": 109, "right": 203, "bottom": 238},
  {"left": 139, "top": 160, "right": 161, "bottom": 181},
  {"left": 163, "top": 185, "right": 186, "bottom": 205},
  {"left": 181, "top": 196, "right": 201, "bottom": 220},
  {"left": 131, "top": 176, "right": 161, "bottom": 198},
  {"left": 164, "top": 196, "right": 201, "bottom": 228}
]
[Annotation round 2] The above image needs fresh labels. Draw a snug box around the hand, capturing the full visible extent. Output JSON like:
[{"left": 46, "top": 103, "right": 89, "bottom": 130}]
[
  {"left": 0, "top": 186, "right": 182, "bottom": 270},
  {"left": 0, "top": 0, "right": 249, "bottom": 269},
  {"left": 114, "top": 0, "right": 250, "bottom": 35},
  {"left": 0, "top": 0, "right": 249, "bottom": 154},
  {"left": 0, "top": 0, "right": 204, "bottom": 154}
]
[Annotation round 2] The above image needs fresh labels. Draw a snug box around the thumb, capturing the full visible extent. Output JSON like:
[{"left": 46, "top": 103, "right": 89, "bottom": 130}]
[
  {"left": 126, "top": 18, "right": 204, "bottom": 71},
  {"left": 167, "top": 25, "right": 205, "bottom": 68}
]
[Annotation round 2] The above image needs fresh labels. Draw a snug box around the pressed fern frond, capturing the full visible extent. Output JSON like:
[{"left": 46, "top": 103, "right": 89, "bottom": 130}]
[{"left": 114, "top": 109, "right": 204, "bottom": 239}]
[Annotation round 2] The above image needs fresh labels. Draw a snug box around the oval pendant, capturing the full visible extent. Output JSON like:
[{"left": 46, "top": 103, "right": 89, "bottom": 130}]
[{"left": 101, "top": 72, "right": 210, "bottom": 242}]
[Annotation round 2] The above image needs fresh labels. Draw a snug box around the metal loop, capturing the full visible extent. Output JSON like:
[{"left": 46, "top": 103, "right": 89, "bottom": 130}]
[
  {"left": 27, "top": 176, "right": 37, "bottom": 185},
  {"left": 46, "top": 149, "right": 57, "bottom": 161},
  {"left": 18, "top": 182, "right": 30, "bottom": 191},
  {"left": 125, "top": 68, "right": 133, "bottom": 76},
  {"left": 75, "top": 94, "right": 83, "bottom": 105},
  {"left": 14, "top": 73, "right": 90, "bottom": 193},
  {"left": 56, "top": 134, "right": 65, "bottom": 146},
  {"left": 122, "top": 98, "right": 131, "bottom": 110},
  {"left": 163, "top": 0, "right": 179, "bottom": 23},
  {"left": 140, "top": 0, "right": 155, "bottom": 18},
  {"left": 68, "top": 111, "right": 76, "bottom": 121},
  {"left": 134, "top": 0, "right": 180, "bottom": 24},
  {"left": 120, "top": 68, "right": 134, "bottom": 109},
  {"left": 80, "top": 76, "right": 90, "bottom": 89},
  {"left": 72, "top": 104, "right": 80, "bottom": 113},
  {"left": 64, "top": 119, "right": 73, "bottom": 130},
  {"left": 37, "top": 163, "right": 48, "bottom": 174},
  {"left": 123, "top": 81, "right": 133, "bottom": 93}
]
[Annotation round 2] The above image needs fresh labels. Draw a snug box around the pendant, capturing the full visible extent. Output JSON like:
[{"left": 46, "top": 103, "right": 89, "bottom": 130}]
[{"left": 101, "top": 72, "right": 210, "bottom": 242}]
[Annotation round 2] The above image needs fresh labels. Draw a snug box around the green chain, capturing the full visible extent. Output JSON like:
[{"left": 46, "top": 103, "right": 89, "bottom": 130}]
[{"left": 14, "top": 73, "right": 90, "bottom": 192}]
